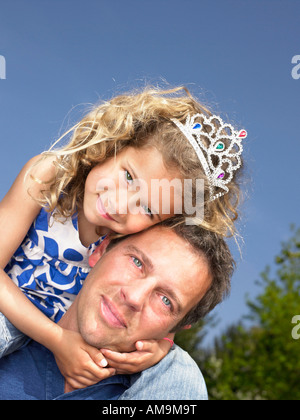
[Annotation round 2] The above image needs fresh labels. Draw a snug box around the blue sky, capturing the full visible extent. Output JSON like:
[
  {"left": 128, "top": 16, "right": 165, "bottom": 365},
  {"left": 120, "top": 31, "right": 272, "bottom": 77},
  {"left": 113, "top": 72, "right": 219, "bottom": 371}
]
[{"left": 0, "top": 0, "right": 299, "bottom": 344}]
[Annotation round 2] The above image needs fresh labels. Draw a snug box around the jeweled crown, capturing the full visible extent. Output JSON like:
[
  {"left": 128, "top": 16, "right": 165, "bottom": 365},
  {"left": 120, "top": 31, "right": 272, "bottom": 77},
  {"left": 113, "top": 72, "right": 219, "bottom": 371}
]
[{"left": 172, "top": 114, "right": 247, "bottom": 201}]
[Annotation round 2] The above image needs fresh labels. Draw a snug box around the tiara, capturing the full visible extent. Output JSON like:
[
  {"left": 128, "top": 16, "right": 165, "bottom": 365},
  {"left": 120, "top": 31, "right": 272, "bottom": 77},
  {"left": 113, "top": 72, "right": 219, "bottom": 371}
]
[{"left": 171, "top": 114, "right": 247, "bottom": 201}]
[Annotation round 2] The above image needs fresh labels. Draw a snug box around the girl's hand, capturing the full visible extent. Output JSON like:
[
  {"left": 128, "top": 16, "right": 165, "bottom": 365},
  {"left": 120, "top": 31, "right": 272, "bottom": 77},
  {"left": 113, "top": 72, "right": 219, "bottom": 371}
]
[
  {"left": 52, "top": 329, "right": 116, "bottom": 390},
  {"left": 101, "top": 335, "right": 174, "bottom": 375}
]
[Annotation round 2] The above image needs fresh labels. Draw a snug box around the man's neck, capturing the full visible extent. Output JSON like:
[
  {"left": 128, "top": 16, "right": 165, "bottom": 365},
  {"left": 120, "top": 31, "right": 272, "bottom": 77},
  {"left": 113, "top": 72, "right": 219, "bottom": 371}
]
[{"left": 58, "top": 303, "right": 78, "bottom": 331}]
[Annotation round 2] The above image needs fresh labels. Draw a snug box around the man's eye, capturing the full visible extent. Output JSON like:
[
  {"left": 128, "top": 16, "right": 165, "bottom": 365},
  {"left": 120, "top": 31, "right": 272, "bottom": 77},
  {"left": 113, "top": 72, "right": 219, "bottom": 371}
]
[
  {"left": 125, "top": 170, "right": 133, "bottom": 183},
  {"left": 161, "top": 296, "right": 171, "bottom": 307},
  {"left": 132, "top": 257, "right": 142, "bottom": 268}
]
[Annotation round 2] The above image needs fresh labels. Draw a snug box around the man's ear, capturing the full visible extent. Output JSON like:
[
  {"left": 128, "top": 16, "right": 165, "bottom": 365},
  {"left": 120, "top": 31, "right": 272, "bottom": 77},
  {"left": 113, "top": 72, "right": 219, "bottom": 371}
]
[
  {"left": 88, "top": 236, "right": 111, "bottom": 267},
  {"left": 182, "top": 325, "right": 192, "bottom": 330}
]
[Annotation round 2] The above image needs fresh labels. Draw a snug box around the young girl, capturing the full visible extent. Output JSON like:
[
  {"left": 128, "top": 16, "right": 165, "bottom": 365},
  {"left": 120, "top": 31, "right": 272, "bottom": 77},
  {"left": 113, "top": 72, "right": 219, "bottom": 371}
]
[{"left": 0, "top": 86, "right": 245, "bottom": 390}]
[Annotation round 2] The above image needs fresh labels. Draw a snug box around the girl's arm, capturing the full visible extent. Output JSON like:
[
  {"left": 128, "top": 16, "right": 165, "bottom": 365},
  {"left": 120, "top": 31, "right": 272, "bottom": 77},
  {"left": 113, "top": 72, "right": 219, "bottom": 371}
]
[
  {"left": 0, "top": 156, "right": 110, "bottom": 388},
  {"left": 0, "top": 155, "right": 61, "bottom": 346}
]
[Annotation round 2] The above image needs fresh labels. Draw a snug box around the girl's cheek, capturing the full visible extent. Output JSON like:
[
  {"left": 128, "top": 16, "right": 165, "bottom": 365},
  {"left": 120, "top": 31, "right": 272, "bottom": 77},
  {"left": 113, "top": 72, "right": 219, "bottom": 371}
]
[{"left": 123, "top": 216, "right": 154, "bottom": 235}]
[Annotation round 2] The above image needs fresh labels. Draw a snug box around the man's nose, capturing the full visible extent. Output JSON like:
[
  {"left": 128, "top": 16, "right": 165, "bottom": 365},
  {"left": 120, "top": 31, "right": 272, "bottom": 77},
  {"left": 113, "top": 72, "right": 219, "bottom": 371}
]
[{"left": 121, "top": 279, "right": 155, "bottom": 312}]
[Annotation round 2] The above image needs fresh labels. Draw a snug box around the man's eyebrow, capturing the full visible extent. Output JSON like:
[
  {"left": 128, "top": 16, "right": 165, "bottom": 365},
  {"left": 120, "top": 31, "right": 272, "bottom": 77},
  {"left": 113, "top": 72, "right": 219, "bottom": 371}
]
[{"left": 124, "top": 244, "right": 154, "bottom": 271}]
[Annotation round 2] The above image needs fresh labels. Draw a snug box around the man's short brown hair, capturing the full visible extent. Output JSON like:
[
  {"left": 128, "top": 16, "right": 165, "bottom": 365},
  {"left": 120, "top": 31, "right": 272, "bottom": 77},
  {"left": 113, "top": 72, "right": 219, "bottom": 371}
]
[{"left": 161, "top": 219, "right": 234, "bottom": 331}]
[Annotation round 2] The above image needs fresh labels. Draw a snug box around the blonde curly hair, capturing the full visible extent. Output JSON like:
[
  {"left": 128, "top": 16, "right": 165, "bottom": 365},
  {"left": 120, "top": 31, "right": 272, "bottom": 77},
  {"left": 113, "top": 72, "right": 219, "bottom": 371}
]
[{"left": 32, "top": 86, "right": 244, "bottom": 238}]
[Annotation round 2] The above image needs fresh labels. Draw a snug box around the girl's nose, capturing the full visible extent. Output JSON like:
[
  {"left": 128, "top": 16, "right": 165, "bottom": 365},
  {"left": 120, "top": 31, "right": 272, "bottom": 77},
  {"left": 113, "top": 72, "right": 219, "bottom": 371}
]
[
  {"left": 115, "top": 182, "right": 137, "bottom": 216},
  {"left": 107, "top": 194, "right": 127, "bottom": 217}
]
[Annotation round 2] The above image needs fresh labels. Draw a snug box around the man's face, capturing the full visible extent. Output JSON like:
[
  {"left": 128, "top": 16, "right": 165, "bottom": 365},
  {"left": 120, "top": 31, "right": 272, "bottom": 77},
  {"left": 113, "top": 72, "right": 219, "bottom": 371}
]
[{"left": 76, "top": 227, "right": 212, "bottom": 352}]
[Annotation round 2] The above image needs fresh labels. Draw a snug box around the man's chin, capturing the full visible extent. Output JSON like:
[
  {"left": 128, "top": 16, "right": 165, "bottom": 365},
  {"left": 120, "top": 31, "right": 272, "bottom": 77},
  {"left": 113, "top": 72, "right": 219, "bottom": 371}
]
[
  {"left": 81, "top": 331, "right": 136, "bottom": 353},
  {"left": 102, "top": 342, "right": 136, "bottom": 353}
]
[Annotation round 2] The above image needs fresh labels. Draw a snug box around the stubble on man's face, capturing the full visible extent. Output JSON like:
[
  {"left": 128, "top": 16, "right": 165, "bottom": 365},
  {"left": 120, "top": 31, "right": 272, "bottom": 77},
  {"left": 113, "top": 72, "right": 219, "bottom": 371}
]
[{"left": 74, "top": 227, "right": 212, "bottom": 352}]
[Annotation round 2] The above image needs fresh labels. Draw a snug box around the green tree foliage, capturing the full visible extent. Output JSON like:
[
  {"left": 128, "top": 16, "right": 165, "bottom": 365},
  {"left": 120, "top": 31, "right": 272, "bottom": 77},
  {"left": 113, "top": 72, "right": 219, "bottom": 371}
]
[
  {"left": 174, "top": 316, "right": 216, "bottom": 365},
  {"left": 177, "top": 226, "right": 300, "bottom": 400}
]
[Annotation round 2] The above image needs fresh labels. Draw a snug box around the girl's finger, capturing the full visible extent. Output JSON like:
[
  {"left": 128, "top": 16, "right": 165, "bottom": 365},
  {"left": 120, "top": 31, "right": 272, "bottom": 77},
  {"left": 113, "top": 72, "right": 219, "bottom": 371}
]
[
  {"left": 81, "top": 367, "right": 117, "bottom": 383},
  {"left": 67, "top": 376, "right": 98, "bottom": 389},
  {"left": 101, "top": 349, "right": 128, "bottom": 363},
  {"left": 106, "top": 351, "right": 151, "bottom": 368},
  {"left": 66, "top": 367, "right": 116, "bottom": 390},
  {"left": 85, "top": 360, "right": 116, "bottom": 379},
  {"left": 135, "top": 340, "right": 156, "bottom": 352},
  {"left": 83, "top": 345, "right": 108, "bottom": 368},
  {"left": 90, "top": 351, "right": 108, "bottom": 367}
]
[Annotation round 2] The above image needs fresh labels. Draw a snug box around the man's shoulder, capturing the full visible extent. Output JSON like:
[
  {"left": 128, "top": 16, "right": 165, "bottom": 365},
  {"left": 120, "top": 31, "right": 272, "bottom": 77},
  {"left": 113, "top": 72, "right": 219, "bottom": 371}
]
[{"left": 119, "top": 345, "right": 208, "bottom": 401}]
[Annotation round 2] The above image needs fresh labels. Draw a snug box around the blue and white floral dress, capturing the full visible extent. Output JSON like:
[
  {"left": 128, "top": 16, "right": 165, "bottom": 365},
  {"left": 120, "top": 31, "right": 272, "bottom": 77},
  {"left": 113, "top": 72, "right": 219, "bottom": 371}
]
[{"left": 5, "top": 208, "right": 104, "bottom": 323}]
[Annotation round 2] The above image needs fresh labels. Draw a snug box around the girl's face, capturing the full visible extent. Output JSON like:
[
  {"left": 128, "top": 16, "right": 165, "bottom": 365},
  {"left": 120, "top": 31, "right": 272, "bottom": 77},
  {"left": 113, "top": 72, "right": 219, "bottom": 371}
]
[{"left": 83, "top": 146, "right": 182, "bottom": 235}]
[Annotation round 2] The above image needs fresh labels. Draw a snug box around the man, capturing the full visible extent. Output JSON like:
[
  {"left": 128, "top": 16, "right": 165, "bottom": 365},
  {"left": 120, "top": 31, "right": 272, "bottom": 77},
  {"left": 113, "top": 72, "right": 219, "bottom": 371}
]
[{"left": 0, "top": 220, "right": 234, "bottom": 400}]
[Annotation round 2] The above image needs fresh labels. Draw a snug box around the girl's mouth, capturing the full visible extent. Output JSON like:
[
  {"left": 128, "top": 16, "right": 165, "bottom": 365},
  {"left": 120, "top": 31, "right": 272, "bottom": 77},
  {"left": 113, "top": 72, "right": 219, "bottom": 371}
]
[{"left": 96, "top": 195, "right": 115, "bottom": 221}]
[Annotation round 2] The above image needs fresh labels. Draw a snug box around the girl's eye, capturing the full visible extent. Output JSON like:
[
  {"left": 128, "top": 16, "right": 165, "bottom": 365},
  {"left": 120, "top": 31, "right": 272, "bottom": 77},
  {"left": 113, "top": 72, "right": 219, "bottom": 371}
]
[
  {"left": 161, "top": 296, "right": 171, "bottom": 308},
  {"left": 125, "top": 170, "right": 133, "bottom": 183},
  {"left": 132, "top": 257, "right": 142, "bottom": 269},
  {"left": 141, "top": 205, "right": 152, "bottom": 217}
]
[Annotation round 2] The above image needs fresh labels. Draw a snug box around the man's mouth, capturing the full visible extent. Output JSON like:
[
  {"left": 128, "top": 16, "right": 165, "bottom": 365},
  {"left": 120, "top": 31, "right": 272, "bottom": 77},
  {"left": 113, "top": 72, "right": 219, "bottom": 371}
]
[
  {"left": 96, "top": 195, "right": 115, "bottom": 221},
  {"left": 100, "top": 296, "right": 127, "bottom": 329}
]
